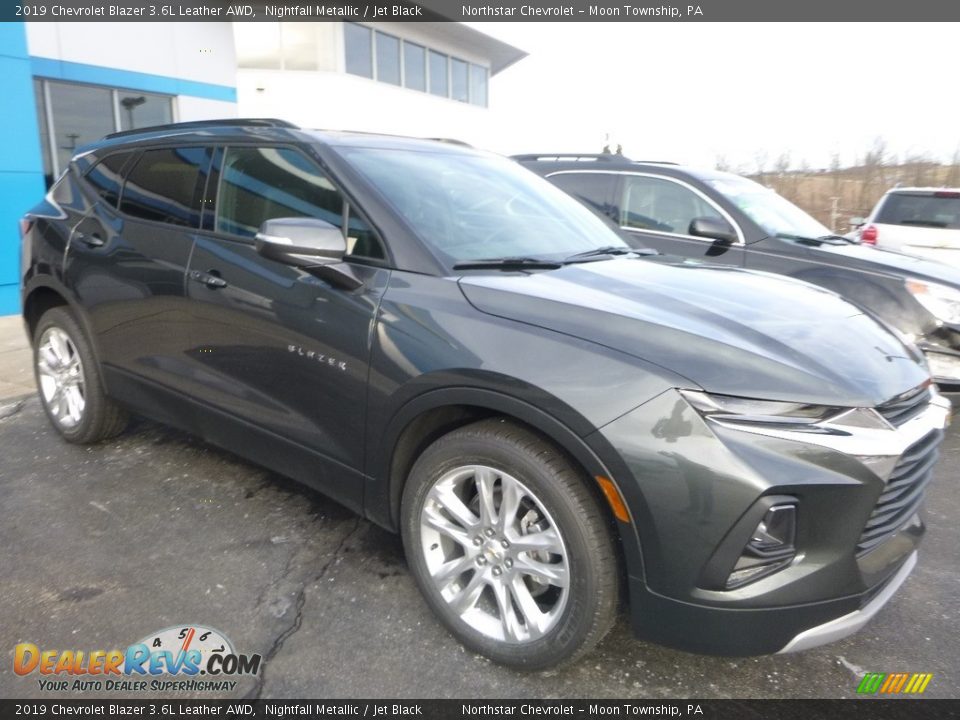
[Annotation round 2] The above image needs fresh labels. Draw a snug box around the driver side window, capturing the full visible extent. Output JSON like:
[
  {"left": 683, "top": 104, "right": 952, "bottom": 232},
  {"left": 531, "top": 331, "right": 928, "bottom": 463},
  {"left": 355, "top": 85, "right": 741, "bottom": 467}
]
[
  {"left": 216, "top": 145, "right": 384, "bottom": 259},
  {"left": 621, "top": 176, "right": 723, "bottom": 237}
]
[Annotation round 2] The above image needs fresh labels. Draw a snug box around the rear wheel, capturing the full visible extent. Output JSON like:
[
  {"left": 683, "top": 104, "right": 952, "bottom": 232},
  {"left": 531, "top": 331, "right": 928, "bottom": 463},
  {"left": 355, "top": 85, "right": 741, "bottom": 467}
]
[
  {"left": 33, "top": 307, "right": 128, "bottom": 443},
  {"left": 401, "top": 418, "right": 620, "bottom": 670}
]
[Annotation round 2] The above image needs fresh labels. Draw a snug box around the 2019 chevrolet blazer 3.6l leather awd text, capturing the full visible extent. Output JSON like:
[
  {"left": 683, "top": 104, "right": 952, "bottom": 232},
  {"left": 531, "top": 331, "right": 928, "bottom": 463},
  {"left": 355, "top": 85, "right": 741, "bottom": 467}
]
[{"left": 20, "top": 120, "right": 950, "bottom": 669}]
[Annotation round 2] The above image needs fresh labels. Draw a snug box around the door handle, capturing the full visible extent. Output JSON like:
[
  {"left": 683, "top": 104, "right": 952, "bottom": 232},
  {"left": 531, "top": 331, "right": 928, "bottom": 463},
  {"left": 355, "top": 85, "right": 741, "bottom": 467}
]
[
  {"left": 190, "top": 269, "right": 228, "bottom": 289},
  {"left": 75, "top": 232, "right": 105, "bottom": 248}
]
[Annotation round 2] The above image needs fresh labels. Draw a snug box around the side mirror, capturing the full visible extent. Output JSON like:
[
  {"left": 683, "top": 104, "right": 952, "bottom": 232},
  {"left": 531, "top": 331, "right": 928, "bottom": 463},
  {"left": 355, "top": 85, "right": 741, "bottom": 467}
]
[
  {"left": 849, "top": 216, "right": 866, "bottom": 229},
  {"left": 255, "top": 217, "right": 346, "bottom": 267},
  {"left": 688, "top": 217, "right": 737, "bottom": 244}
]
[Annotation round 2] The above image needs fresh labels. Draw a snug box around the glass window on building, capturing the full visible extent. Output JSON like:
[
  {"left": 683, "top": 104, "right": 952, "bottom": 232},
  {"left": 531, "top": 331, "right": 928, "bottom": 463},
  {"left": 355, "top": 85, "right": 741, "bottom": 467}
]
[
  {"left": 403, "top": 41, "right": 426, "bottom": 91},
  {"left": 375, "top": 32, "right": 401, "bottom": 86},
  {"left": 48, "top": 81, "right": 115, "bottom": 180},
  {"left": 469, "top": 64, "right": 488, "bottom": 107},
  {"left": 344, "top": 23, "right": 373, "bottom": 78},
  {"left": 429, "top": 50, "right": 448, "bottom": 97},
  {"left": 450, "top": 58, "right": 469, "bottom": 103},
  {"left": 34, "top": 79, "right": 175, "bottom": 186},
  {"left": 118, "top": 91, "right": 173, "bottom": 131}
]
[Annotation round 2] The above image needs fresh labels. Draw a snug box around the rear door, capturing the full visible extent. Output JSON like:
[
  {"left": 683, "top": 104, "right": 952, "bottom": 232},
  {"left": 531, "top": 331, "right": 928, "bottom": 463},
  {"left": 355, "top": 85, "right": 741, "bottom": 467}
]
[
  {"left": 65, "top": 146, "right": 212, "bottom": 395},
  {"left": 183, "top": 144, "right": 390, "bottom": 509},
  {"left": 615, "top": 173, "right": 745, "bottom": 265}
]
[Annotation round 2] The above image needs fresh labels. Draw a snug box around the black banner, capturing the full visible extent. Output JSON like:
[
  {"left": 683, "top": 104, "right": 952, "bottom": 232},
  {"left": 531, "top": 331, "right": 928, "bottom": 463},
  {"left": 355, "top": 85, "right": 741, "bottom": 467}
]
[
  {"left": 2, "top": 700, "right": 960, "bottom": 719},
  {"left": 5, "top": 0, "right": 960, "bottom": 22}
]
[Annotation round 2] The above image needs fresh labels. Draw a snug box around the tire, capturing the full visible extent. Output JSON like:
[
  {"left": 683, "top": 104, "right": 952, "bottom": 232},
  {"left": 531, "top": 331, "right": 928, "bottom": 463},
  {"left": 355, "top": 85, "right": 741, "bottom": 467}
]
[
  {"left": 401, "top": 417, "right": 620, "bottom": 670},
  {"left": 33, "top": 307, "right": 128, "bottom": 444}
]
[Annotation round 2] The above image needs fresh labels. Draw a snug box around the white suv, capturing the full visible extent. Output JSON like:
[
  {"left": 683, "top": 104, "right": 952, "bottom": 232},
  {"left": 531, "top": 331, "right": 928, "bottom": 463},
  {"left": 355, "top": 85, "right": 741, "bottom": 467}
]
[{"left": 856, "top": 188, "right": 960, "bottom": 265}]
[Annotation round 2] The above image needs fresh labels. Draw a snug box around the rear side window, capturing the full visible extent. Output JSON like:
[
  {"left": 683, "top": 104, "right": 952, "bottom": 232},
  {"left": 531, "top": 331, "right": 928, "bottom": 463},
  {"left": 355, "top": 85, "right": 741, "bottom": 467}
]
[
  {"left": 876, "top": 192, "right": 960, "bottom": 230},
  {"left": 85, "top": 152, "right": 134, "bottom": 208},
  {"left": 549, "top": 173, "right": 617, "bottom": 219},
  {"left": 120, "top": 148, "right": 207, "bottom": 227},
  {"left": 216, "top": 146, "right": 384, "bottom": 259}
]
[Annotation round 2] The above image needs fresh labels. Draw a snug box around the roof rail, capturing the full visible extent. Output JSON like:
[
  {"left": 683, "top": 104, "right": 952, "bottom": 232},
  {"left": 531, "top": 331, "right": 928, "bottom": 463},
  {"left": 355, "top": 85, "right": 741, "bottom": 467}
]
[
  {"left": 511, "top": 153, "right": 633, "bottom": 162},
  {"left": 424, "top": 137, "right": 473, "bottom": 147},
  {"left": 103, "top": 118, "right": 299, "bottom": 140}
]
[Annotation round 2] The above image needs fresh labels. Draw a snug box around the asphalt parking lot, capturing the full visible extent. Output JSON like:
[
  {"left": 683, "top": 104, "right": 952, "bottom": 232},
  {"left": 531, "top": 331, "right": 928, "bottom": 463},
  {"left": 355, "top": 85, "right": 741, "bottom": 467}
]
[{"left": 0, "top": 393, "right": 957, "bottom": 700}]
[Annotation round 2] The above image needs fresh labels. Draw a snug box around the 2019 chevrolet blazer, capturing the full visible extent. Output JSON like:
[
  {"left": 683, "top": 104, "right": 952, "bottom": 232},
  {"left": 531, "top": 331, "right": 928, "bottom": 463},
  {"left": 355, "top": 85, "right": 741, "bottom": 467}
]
[{"left": 20, "top": 120, "right": 950, "bottom": 669}]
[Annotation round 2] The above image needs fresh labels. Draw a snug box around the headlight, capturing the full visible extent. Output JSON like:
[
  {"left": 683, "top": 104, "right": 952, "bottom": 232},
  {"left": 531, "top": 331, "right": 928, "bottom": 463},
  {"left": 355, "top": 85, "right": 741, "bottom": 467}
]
[
  {"left": 681, "top": 390, "right": 843, "bottom": 426},
  {"left": 906, "top": 278, "right": 960, "bottom": 325}
]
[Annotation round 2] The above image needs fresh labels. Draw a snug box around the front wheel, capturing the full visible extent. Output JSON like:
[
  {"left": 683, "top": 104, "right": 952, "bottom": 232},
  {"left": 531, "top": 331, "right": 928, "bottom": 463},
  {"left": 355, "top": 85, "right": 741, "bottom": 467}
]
[
  {"left": 401, "top": 418, "right": 620, "bottom": 670},
  {"left": 33, "top": 307, "right": 128, "bottom": 443}
]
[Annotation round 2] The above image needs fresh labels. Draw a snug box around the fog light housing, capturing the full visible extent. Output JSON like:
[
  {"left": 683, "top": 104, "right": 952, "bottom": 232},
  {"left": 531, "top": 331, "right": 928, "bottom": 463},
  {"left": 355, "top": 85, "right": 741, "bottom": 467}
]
[{"left": 726, "top": 504, "right": 797, "bottom": 589}]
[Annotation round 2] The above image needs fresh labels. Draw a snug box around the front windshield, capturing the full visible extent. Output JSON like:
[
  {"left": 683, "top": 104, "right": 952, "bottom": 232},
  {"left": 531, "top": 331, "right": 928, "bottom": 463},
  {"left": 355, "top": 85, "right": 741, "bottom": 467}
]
[
  {"left": 338, "top": 147, "right": 627, "bottom": 264},
  {"left": 705, "top": 175, "right": 831, "bottom": 239}
]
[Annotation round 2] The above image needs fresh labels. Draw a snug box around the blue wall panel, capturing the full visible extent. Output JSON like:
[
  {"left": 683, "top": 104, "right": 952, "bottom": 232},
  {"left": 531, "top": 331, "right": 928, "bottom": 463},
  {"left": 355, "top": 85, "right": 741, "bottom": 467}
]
[
  {"left": 0, "top": 23, "right": 46, "bottom": 315},
  {"left": 30, "top": 57, "right": 238, "bottom": 103}
]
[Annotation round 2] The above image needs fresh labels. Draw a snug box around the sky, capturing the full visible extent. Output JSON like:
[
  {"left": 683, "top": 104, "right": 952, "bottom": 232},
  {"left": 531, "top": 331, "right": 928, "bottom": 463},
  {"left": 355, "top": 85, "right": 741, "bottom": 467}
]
[{"left": 469, "top": 22, "right": 960, "bottom": 171}]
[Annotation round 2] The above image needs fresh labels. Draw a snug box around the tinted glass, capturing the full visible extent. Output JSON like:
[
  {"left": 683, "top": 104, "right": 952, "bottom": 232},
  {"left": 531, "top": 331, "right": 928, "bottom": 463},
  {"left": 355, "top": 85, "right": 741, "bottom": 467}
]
[
  {"left": 340, "top": 147, "right": 626, "bottom": 264},
  {"left": 451, "top": 58, "right": 469, "bottom": 102},
  {"left": 429, "top": 50, "right": 448, "bottom": 97},
  {"left": 120, "top": 148, "right": 207, "bottom": 227},
  {"left": 622, "top": 176, "right": 724, "bottom": 235},
  {"left": 876, "top": 193, "right": 960, "bottom": 230},
  {"left": 550, "top": 173, "right": 617, "bottom": 218},
  {"left": 118, "top": 91, "right": 173, "bottom": 131},
  {"left": 469, "top": 64, "right": 488, "bottom": 107},
  {"left": 344, "top": 23, "right": 372, "bottom": 78},
  {"left": 403, "top": 41, "right": 426, "bottom": 91},
  {"left": 215, "top": 146, "right": 383, "bottom": 259},
  {"left": 375, "top": 32, "right": 400, "bottom": 85},
  {"left": 85, "top": 152, "right": 133, "bottom": 208},
  {"left": 48, "top": 81, "right": 115, "bottom": 179}
]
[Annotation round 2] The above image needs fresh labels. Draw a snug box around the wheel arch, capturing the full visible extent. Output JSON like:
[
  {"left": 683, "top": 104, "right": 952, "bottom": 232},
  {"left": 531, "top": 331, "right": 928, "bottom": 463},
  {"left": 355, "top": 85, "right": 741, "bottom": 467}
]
[{"left": 365, "top": 386, "right": 644, "bottom": 580}]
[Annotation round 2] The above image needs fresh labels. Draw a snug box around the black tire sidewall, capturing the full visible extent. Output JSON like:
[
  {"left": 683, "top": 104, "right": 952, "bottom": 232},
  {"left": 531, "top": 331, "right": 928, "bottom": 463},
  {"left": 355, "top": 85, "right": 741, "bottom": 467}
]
[{"left": 401, "top": 423, "right": 613, "bottom": 670}]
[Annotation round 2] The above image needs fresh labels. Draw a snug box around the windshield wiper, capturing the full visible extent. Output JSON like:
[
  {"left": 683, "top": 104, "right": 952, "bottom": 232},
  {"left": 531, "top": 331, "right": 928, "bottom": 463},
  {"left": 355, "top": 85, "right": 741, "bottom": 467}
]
[
  {"left": 453, "top": 256, "right": 563, "bottom": 271},
  {"left": 563, "top": 245, "right": 656, "bottom": 262},
  {"left": 814, "top": 234, "right": 857, "bottom": 244}
]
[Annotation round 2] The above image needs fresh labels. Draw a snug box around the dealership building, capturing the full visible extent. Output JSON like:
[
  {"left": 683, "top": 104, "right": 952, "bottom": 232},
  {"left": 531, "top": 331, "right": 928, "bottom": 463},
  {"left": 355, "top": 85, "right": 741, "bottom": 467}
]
[{"left": 0, "top": 21, "right": 524, "bottom": 315}]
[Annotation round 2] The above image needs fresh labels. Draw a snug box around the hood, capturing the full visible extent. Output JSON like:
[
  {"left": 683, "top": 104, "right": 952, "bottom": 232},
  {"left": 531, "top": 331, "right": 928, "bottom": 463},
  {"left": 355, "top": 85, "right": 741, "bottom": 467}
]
[
  {"left": 458, "top": 257, "right": 929, "bottom": 407},
  {"left": 814, "top": 242, "right": 960, "bottom": 287}
]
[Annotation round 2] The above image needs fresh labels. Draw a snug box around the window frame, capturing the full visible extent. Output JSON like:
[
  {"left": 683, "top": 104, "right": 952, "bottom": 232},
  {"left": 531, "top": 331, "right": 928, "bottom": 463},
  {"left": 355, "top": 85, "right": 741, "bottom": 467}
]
[
  {"left": 546, "top": 169, "right": 746, "bottom": 246},
  {"left": 206, "top": 142, "right": 392, "bottom": 266}
]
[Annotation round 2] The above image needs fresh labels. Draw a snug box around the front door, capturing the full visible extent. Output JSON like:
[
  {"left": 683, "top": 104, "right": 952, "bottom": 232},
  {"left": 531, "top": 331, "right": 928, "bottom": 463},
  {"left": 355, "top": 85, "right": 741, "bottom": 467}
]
[
  {"left": 184, "top": 144, "right": 390, "bottom": 509},
  {"left": 617, "top": 174, "right": 745, "bottom": 266}
]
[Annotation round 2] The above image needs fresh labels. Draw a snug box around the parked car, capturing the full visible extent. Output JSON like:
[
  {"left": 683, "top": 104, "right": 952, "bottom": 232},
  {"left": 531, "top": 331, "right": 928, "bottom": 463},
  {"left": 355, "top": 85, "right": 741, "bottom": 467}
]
[
  {"left": 854, "top": 187, "right": 960, "bottom": 265},
  {"left": 517, "top": 154, "right": 960, "bottom": 388},
  {"left": 21, "top": 121, "right": 949, "bottom": 669}
]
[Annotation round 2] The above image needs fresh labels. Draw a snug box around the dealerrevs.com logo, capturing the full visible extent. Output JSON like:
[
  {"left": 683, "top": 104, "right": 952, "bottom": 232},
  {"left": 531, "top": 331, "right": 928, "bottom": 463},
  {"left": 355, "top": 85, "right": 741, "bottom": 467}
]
[{"left": 13, "top": 625, "right": 261, "bottom": 693}]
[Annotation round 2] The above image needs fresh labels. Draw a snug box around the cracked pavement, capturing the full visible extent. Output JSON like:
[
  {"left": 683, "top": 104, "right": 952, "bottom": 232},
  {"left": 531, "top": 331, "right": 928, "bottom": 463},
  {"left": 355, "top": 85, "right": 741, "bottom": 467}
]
[{"left": 0, "top": 396, "right": 957, "bottom": 699}]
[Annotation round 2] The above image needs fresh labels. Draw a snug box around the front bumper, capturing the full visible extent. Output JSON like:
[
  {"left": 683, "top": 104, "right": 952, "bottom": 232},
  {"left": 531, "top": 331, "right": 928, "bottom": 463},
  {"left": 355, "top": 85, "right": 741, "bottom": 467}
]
[
  {"left": 778, "top": 551, "right": 916, "bottom": 653},
  {"left": 593, "top": 386, "right": 949, "bottom": 656}
]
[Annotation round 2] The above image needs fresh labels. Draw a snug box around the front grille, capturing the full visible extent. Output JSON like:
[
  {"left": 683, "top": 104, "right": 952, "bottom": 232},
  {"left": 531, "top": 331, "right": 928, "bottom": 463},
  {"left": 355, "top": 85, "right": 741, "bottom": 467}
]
[
  {"left": 877, "top": 384, "right": 932, "bottom": 427},
  {"left": 856, "top": 429, "right": 943, "bottom": 556}
]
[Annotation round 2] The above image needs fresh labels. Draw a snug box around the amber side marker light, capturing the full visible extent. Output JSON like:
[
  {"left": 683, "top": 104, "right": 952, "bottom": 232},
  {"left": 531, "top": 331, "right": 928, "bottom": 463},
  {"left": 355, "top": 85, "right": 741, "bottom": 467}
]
[{"left": 596, "top": 476, "right": 631, "bottom": 523}]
